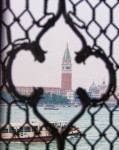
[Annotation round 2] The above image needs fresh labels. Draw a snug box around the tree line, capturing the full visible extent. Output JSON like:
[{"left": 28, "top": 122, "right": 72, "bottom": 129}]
[
  {"left": 1, "top": 92, "right": 70, "bottom": 105},
  {"left": 39, "top": 93, "right": 69, "bottom": 105}
]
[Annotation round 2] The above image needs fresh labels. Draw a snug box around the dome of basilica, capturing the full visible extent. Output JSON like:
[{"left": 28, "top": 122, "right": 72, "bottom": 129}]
[{"left": 89, "top": 82, "right": 99, "bottom": 94}]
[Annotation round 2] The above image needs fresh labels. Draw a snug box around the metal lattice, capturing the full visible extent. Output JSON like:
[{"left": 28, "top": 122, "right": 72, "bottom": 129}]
[{"left": 0, "top": 0, "right": 119, "bottom": 150}]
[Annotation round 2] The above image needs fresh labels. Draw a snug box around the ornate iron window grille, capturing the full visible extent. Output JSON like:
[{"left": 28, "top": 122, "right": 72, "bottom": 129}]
[{"left": 0, "top": 0, "right": 119, "bottom": 150}]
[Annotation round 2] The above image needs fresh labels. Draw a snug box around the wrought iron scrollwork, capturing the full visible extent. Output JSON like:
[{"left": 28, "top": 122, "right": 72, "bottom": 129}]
[
  {"left": 75, "top": 46, "right": 116, "bottom": 106},
  {"left": 1, "top": 0, "right": 119, "bottom": 150},
  {"left": 4, "top": 1, "right": 89, "bottom": 149}
]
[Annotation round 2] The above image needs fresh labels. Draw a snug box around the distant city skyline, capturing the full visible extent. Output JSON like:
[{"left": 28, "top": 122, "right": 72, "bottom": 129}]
[{"left": 12, "top": 26, "right": 109, "bottom": 91}]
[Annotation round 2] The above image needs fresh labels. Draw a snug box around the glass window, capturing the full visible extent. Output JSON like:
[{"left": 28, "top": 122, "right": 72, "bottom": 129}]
[
  {"left": 2, "top": 128, "right": 8, "bottom": 133},
  {"left": 9, "top": 127, "right": 14, "bottom": 133},
  {"left": 24, "top": 126, "right": 31, "bottom": 132},
  {"left": 19, "top": 127, "right": 23, "bottom": 132}
]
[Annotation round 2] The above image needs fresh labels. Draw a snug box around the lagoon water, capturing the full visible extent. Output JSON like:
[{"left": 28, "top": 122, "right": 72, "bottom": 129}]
[{"left": 0, "top": 105, "right": 119, "bottom": 150}]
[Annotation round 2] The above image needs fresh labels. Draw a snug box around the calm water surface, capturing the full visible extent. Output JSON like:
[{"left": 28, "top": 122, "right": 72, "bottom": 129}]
[{"left": 0, "top": 106, "right": 119, "bottom": 150}]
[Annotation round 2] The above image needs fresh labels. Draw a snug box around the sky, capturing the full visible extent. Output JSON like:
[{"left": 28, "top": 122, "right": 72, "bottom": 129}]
[{"left": 2, "top": 0, "right": 119, "bottom": 91}]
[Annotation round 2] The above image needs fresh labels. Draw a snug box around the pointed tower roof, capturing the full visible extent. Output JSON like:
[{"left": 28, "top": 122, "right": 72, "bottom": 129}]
[{"left": 63, "top": 43, "right": 71, "bottom": 58}]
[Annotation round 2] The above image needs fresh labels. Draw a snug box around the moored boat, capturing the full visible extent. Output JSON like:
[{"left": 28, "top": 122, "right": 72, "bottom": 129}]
[
  {"left": 0, "top": 121, "right": 80, "bottom": 142},
  {"left": 44, "top": 105, "right": 59, "bottom": 110}
]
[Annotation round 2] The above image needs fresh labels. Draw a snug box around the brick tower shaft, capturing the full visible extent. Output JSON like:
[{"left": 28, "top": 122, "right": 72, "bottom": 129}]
[{"left": 61, "top": 44, "right": 72, "bottom": 90}]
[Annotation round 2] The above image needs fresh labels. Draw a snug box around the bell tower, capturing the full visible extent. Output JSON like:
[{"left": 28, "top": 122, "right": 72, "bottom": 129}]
[{"left": 61, "top": 44, "right": 72, "bottom": 90}]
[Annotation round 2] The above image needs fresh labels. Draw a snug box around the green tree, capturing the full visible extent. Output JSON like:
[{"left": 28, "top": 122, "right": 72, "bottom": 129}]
[{"left": 38, "top": 93, "right": 69, "bottom": 105}]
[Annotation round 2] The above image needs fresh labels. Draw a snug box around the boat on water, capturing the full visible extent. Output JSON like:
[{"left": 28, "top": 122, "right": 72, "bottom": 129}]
[
  {"left": 44, "top": 105, "right": 59, "bottom": 110},
  {"left": 0, "top": 121, "right": 80, "bottom": 142},
  {"left": 44, "top": 106, "right": 59, "bottom": 110}
]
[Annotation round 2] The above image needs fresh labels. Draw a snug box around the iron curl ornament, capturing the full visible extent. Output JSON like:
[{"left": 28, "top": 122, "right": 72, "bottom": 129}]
[
  {"left": 75, "top": 45, "right": 117, "bottom": 106},
  {"left": 4, "top": 0, "right": 88, "bottom": 105},
  {"left": 5, "top": 42, "right": 45, "bottom": 105},
  {"left": 3, "top": 0, "right": 117, "bottom": 150},
  {"left": 4, "top": 0, "right": 64, "bottom": 105},
  {"left": 4, "top": 41, "right": 87, "bottom": 150}
]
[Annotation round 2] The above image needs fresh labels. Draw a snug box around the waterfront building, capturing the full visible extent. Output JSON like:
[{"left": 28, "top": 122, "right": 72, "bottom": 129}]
[
  {"left": 16, "top": 86, "right": 34, "bottom": 95},
  {"left": 43, "top": 87, "right": 61, "bottom": 95},
  {"left": 66, "top": 90, "right": 74, "bottom": 102},
  {"left": 88, "top": 82, "right": 100, "bottom": 98},
  {"left": 88, "top": 81, "right": 119, "bottom": 106}
]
